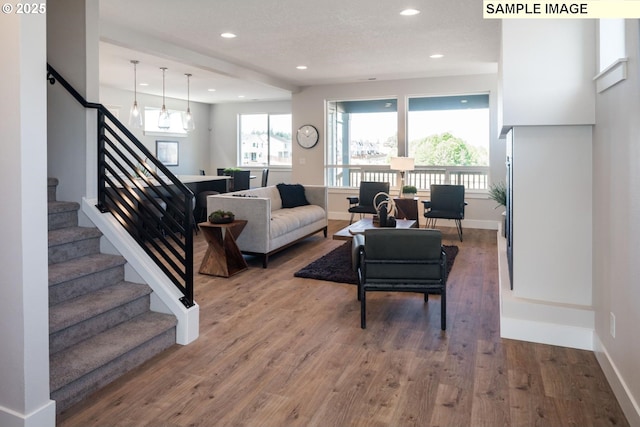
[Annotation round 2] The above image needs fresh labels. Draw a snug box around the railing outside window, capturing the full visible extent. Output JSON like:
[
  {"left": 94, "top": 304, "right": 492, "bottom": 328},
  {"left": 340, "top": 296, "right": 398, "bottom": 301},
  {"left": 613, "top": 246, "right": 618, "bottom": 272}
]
[{"left": 327, "top": 165, "right": 489, "bottom": 190}]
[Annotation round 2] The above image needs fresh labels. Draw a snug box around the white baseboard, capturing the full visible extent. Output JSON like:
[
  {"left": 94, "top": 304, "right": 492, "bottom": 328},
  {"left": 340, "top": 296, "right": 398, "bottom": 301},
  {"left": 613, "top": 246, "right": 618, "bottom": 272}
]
[
  {"left": 500, "top": 317, "right": 594, "bottom": 350},
  {"left": 593, "top": 335, "right": 640, "bottom": 426},
  {"left": 0, "top": 400, "right": 55, "bottom": 427}
]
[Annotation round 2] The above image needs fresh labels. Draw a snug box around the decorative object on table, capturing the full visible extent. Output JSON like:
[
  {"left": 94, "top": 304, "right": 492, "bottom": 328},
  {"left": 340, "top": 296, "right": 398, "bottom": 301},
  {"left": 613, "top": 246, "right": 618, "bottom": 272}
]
[
  {"left": 374, "top": 192, "right": 397, "bottom": 227},
  {"left": 293, "top": 242, "right": 458, "bottom": 285},
  {"left": 296, "top": 124, "right": 319, "bottom": 148},
  {"left": 401, "top": 185, "right": 417, "bottom": 198},
  {"left": 390, "top": 156, "right": 415, "bottom": 196},
  {"left": 208, "top": 209, "right": 235, "bottom": 224}
]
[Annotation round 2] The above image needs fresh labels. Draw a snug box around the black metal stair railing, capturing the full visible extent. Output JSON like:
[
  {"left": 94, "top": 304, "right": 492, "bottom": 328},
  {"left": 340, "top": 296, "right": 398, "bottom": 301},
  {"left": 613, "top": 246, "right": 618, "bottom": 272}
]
[{"left": 47, "top": 64, "right": 194, "bottom": 308}]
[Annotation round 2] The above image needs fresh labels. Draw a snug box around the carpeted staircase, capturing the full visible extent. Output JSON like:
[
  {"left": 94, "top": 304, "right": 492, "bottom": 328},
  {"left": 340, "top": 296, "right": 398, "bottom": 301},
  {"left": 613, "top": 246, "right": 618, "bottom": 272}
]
[{"left": 48, "top": 177, "right": 177, "bottom": 413}]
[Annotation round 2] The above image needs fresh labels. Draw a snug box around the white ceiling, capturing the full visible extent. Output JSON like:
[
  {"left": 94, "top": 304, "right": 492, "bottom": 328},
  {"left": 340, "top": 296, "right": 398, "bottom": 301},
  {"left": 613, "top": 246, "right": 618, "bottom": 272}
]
[{"left": 99, "top": 0, "right": 500, "bottom": 104}]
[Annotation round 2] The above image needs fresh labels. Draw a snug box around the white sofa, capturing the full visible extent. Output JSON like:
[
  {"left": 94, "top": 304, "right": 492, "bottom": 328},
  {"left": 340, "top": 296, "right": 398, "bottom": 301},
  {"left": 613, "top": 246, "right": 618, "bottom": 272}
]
[{"left": 206, "top": 184, "right": 328, "bottom": 267}]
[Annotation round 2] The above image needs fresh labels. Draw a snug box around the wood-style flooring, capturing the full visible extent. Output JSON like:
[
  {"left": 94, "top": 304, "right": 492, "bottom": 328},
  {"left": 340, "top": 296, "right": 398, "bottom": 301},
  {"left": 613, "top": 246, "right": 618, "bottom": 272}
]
[{"left": 57, "top": 221, "right": 629, "bottom": 427}]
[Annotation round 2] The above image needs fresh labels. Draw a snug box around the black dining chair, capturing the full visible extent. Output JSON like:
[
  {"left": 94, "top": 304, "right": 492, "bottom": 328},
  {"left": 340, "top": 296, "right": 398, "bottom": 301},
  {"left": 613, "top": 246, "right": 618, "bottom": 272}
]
[{"left": 261, "top": 168, "right": 269, "bottom": 187}]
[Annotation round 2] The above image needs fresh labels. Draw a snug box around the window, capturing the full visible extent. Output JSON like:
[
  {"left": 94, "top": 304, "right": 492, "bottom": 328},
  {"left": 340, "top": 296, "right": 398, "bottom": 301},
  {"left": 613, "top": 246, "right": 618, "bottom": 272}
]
[
  {"left": 239, "top": 114, "right": 292, "bottom": 167},
  {"left": 407, "top": 94, "right": 490, "bottom": 190},
  {"left": 326, "top": 95, "right": 490, "bottom": 190},
  {"left": 326, "top": 98, "right": 398, "bottom": 187},
  {"left": 599, "top": 19, "right": 625, "bottom": 72}
]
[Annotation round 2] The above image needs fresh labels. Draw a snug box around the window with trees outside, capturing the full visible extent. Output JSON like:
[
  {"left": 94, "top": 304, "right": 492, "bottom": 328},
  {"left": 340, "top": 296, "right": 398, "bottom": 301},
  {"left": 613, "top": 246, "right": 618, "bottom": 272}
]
[
  {"left": 239, "top": 113, "right": 292, "bottom": 167},
  {"left": 326, "top": 94, "right": 490, "bottom": 190},
  {"left": 407, "top": 94, "right": 490, "bottom": 190}
]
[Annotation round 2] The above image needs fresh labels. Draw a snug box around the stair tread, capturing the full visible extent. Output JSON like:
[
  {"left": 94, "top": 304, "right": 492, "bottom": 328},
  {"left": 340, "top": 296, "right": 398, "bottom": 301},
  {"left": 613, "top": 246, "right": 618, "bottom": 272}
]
[
  {"left": 48, "top": 253, "right": 126, "bottom": 286},
  {"left": 48, "top": 226, "right": 102, "bottom": 247},
  {"left": 50, "top": 311, "right": 177, "bottom": 391},
  {"left": 48, "top": 200, "right": 80, "bottom": 214},
  {"left": 49, "top": 281, "right": 152, "bottom": 334}
]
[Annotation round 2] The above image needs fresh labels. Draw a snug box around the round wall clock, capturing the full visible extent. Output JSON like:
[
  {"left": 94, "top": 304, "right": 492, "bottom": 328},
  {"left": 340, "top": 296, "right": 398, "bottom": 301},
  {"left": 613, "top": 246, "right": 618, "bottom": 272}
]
[{"left": 296, "top": 124, "right": 319, "bottom": 148}]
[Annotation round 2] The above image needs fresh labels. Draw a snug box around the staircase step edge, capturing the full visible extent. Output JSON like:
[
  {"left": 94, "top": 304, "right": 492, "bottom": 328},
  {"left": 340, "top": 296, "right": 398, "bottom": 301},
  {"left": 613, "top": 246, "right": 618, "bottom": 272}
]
[
  {"left": 49, "top": 282, "right": 152, "bottom": 334},
  {"left": 50, "top": 311, "right": 177, "bottom": 391},
  {"left": 48, "top": 226, "right": 103, "bottom": 248},
  {"left": 48, "top": 253, "right": 126, "bottom": 286},
  {"left": 48, "top": 201, "right": 80, "bottom": 214}
]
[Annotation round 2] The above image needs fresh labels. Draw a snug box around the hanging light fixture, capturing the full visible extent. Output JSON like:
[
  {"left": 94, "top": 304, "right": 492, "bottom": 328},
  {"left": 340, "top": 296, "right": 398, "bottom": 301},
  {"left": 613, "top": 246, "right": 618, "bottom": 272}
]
[
  {"left": 158, "top": 67, "right": 171, "bottom": 129},
  {"left": 128, "top": 60, "right": 143, "bottom": 129},
  {"left": 183, "top": 73, "right": 195, "bottom": 131}
]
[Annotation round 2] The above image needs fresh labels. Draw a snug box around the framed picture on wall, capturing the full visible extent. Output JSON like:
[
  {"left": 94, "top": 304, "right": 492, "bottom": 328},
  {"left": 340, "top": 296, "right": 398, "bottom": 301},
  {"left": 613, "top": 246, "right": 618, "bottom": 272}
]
[{"left": 156, "top": 140, "right": 178, "bottom": 166}]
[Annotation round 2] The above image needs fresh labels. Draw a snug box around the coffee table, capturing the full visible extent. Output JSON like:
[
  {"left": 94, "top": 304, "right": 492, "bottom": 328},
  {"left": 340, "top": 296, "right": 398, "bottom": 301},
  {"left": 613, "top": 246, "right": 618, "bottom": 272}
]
[{"left": 333, "top": 217, "right": 417, "bottom": 241}]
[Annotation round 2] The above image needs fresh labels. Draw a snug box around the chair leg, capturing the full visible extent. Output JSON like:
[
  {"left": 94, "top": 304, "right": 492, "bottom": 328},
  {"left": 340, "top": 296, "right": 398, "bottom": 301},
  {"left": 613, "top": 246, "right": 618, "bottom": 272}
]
[
  {"left": 424, "top": 292, "right": 429, "bottom": 302},
  {"left": 349, "top": 212, "right": 354, "bottom": 224},
  {"left": 455, "top": 219, "right": 463, "bottom": 242},
  {"left": 360, "top": 289, "right": 367, "bottom": 329},
  {"left": 441, "top": 287, "right": 447, "bottom": 330}
]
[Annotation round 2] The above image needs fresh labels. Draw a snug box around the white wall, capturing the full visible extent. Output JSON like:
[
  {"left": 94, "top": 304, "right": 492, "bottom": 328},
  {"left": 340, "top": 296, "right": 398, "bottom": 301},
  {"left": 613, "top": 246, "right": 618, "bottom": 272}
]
[
  {"left": 592, "top": 19, "right": 640, "bottom": 427},
  {"left": 0, "top": 9, "right": 56, "bottom": 427},
  {"left": 99, "top": 87, "right": 212, "bottom": 176}
]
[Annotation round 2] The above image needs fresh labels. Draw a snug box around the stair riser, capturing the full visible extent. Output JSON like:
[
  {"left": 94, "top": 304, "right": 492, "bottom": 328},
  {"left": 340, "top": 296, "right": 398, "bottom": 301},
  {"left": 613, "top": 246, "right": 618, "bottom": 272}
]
[
  {"left": 49, "top": 266, "right": 125, "bottom": 306},
  {"left": 52, "top": 328, "right": 176, "bottom": 413},
  {"left": 49, "top": 237, "right": 101, "bottom": 264},
  {"left": 49, "top": 210, "right": 78, "bottom": 231},
  {"left": 48, "top": 178, "right": 59, "bottom": 202},
  {"left": 50, "top": 295, "right": 151, "bottom": 355}
]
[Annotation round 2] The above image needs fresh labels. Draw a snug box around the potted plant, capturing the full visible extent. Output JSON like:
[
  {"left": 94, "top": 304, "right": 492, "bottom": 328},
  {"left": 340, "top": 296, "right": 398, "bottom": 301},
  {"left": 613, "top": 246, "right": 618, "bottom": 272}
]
[
  {"left": 401, "top": 185, "right": 417, "bottom": 198},
  {"left": 223, "top": 167, "right": 242, "bottom": 176},
  {"left": 488, "top": 181, "right": 507, "bottom": 236},
  {"left": 208, "top": 209, "right": 235, "bottom": 224}
]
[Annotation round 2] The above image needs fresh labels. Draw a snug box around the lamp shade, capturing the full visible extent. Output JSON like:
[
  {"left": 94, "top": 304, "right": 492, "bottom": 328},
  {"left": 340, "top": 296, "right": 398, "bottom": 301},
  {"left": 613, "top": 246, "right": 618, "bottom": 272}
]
[{"left": 390, "top": 157, "right": 415, "bottom": 171}]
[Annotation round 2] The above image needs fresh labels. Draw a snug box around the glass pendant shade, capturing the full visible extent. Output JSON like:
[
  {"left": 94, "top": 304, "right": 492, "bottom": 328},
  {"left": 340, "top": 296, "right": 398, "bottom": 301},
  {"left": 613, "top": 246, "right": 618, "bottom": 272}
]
[
  {"left": 183, "top": 73, "right": 195, "bottom": 131},
  {"left": 158, "top": 67, "right": 171, "bottom": 129},
  {"left": 128, "top": 60, "right": 143, "bottom": 129}
]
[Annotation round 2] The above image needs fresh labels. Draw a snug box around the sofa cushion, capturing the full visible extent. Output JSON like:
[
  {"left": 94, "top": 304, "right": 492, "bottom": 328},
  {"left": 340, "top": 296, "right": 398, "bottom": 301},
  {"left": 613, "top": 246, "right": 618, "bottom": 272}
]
[
  {"left": 276, "top": 183, "right": 310, "bottom": 208},
  {"left": 270, "top": 205, "right": 325, "bottom": 239}
]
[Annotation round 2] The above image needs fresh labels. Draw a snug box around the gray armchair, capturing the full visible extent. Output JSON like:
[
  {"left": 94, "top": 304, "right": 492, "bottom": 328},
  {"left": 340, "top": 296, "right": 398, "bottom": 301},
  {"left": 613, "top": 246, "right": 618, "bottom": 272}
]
[
  {"left": 347, "top": 181, "right": 390, "bottom": 223},
  {"left": 422, "top": 184, "right": 465, "bottom": 241},
  {"left": 356, "top": 228, "right": 448, "bottom": 330}
]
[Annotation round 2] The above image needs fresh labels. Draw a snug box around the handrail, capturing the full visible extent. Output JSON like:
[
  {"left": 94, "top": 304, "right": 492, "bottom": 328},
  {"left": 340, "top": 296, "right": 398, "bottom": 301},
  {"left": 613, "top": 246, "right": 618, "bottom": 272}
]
[{"left": 47, "top": 64, "right": 194, "bottom": 308}]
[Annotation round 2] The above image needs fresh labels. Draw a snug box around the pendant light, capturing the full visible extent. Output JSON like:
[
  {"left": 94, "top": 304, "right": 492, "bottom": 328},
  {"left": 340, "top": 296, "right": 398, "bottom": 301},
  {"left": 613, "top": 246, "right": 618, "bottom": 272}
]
[
  {"left": 128, "top": 60, "right": 143, "bottom": 129},
  {"left": 183, "top": 73, "right": 195, "bottom": 131},
  {"left": 158, "top": 67, "right": 171, "bottom": 129}
]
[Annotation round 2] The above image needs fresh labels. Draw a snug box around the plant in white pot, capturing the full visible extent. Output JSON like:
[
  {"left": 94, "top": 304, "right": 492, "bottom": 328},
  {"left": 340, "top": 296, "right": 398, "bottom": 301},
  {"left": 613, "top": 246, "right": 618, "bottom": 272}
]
[
  {"left": 401, "top": 185, "right": 417, "bottom": 198},
  {"left": 488, "top": 181, "right": 507, "bottom": 236}
]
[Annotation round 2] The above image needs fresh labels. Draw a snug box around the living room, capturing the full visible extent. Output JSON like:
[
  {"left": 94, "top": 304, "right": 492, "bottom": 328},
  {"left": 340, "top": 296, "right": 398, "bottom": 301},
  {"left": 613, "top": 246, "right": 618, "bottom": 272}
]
[{"left": 2, "top": 1, "right": 640, "bottom": 426}]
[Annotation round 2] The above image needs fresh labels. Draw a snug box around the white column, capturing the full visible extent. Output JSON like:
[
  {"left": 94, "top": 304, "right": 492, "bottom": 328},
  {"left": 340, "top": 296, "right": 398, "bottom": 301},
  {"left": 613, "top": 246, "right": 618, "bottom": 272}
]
[{"left": 0, "top": 7, "right": 56, "bottom": 427}]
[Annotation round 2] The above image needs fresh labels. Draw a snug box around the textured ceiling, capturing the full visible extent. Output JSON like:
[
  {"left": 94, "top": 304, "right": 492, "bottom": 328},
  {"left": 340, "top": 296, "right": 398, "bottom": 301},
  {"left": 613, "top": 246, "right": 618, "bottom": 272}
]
[{"left": 99, "top": 0, "right": 500, "bottom": 103}]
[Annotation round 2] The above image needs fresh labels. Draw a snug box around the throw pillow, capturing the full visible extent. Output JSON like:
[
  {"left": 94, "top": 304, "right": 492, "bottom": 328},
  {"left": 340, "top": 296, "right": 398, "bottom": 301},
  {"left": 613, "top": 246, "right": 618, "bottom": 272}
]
[{"left": 277, "top": 183, "right": 310, "bottom": 208}]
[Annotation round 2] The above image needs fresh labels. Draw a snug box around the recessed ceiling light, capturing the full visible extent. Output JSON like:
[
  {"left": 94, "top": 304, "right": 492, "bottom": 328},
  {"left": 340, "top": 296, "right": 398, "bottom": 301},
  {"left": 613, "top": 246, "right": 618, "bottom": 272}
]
[
  {"left": 400, "top": 8, "right": 420, "bottom": 16},
  {"left": 139, "top": 83, "right": 149, "bottom": 86},
  {"left": 296, "top": 65, "right": 308, "bottom": 70},
  {"left": 430, "top": 54, "right": 444, "bottom": 59},
  {"left": 238, "top": 95, "right": 245, "bottom": 98},
  {"left": 208, "top": 88, "right": 216, "bottom": 92},
  {"left": 461, "top": 99, "right": 468, "bottom": 103},
  {"left": 220, "top": 32, "right": 237, "bottom": 39}
]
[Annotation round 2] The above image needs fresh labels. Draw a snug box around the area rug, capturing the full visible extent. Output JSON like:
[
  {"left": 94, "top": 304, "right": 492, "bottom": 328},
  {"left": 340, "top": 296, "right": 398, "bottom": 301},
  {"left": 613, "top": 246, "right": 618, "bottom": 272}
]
[{"left": 294, "top": 242, "right": 458, "bottom": 285}]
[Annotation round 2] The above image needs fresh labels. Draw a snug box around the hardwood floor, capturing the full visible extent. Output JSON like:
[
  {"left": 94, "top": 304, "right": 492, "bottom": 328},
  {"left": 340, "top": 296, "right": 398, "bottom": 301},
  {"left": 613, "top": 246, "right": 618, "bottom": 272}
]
[{"left": 57, "top": 221, "right": 629, "bottom": 427}]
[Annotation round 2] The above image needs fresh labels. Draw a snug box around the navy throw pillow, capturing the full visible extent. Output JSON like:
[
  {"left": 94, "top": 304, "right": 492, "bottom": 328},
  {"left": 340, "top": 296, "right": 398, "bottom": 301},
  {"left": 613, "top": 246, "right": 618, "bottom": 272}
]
[{"left": 277, "top": 183, "right": 310, "bottom": 208}]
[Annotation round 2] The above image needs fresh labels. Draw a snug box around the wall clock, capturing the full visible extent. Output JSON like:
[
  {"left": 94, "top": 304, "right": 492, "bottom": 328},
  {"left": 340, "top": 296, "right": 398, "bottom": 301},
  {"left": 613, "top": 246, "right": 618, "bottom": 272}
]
[{"left": 296, "top": 124, "right": 319, "bottom": 149}]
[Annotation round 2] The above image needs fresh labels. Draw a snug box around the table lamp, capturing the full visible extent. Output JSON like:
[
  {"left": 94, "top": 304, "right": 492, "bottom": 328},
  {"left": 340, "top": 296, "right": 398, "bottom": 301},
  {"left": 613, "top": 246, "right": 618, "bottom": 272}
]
[{"left": 390, "top": 156, "right": 415, "bottom": 196}]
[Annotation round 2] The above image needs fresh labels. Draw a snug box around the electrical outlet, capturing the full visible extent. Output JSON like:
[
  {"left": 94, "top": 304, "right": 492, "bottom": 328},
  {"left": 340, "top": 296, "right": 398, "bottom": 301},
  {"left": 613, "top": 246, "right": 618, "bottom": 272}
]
[{"left": 610, "top": 312, "right": 616, "bottom": 338}]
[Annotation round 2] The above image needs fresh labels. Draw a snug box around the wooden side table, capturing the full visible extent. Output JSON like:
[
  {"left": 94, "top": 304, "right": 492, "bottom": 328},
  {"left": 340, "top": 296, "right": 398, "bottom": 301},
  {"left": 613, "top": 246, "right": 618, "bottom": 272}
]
[
  {"left": 394, "top": 197, "right": 419, "bottom": 227},
  {"left": 198, "top": 220, "right": 248, "bottom": 277}
]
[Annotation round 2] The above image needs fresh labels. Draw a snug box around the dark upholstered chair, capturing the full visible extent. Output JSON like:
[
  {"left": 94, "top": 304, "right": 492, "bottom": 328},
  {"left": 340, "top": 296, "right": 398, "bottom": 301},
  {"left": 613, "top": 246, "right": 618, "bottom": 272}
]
[
  {"left": 231, "top": 170, "right": 251, "bottom": 191},
  {"left": 356, "top": 228, "right": 448, "bottom": 330},
  {"left": 261, "top": 168, "right": 269, "bottom": 187},
  {"left": 195, "top": 190, "right": 219, "bottom": 223},
  {"left": 347, "top": 181, "right": 390, "bottom": 224},
  {"left": 422, "top": 184, "right": 466, "bottom": 241}
]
